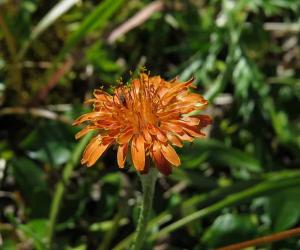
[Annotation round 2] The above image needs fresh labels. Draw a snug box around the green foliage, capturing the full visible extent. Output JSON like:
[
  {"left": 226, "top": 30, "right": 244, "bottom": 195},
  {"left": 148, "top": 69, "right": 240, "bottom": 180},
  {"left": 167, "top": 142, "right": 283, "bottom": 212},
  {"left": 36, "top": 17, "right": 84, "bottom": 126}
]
[
  {"left": 1, "top": 0, "right": 300, "bottom": 249},
  {"left": 202, "top": 213, "right": 257, "bottom": 247},
  {"left": 268, "top": 187, "right": 300, "bottom": 232}
]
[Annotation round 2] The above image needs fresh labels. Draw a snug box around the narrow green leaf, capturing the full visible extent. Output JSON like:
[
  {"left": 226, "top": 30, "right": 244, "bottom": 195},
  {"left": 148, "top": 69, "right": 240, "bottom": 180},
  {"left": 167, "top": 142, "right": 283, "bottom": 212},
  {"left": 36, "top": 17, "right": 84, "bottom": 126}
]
[
  {"left": 150, "top": 176, "right": 300, "bottom": 241},
  {"left": 55, "top": 0, "right": 124, "bottom": 63},
  {"left": 113, "top": 173, "right": 300, "bottom": 249},
  {"left": 19, "top": 0, "right": 80, "bottom": 58}
]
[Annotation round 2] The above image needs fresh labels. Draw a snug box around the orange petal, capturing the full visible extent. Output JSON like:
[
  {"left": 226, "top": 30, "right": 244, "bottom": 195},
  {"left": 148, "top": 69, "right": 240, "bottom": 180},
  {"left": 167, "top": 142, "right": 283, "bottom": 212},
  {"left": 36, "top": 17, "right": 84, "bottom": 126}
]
[
  {"left": 161, "top": 78, "right": 194, "bottom": 103},
  {"left": 182, "top": 127, "right": 204, "bottom": 138},
  {"left": 81, "top": 136, "right": 113, "bottom": 167},
  {"left": 85, "top": 141, "right": 112, "bottom": 167},
  {"left": 157, "top": 112, "right": 180, "bottom": 121},
  {"left": 166, "top": 132, "right": 183, "bottom": 147},
  {"left": 117, "top": 143, "right": 128, "bottom": 168},
  {"left": 118, "top": 129, "right": 134, "bottom": 144},
  {"left": 161, "top": 144, "right": 181, "bottom": 166},
  {"left": 94, "top": 89, "right": 112, "bottom": 100},
  {"left": 161, "top": 122, "right": 183, "bottom": 133},
  {"left": 172, "top": 120, "right": 205, "bottom": 138},
  {"left": 181, "top": 116, "right": 200, "bottom": 126},
  {"left": 131, "top": 135, "right": 145, "bottom": 171},
  {"left": 148, "top": 125, "right": 168, "bottom": 142},
  {"left": 156, "top": 129, "right": 168, "bottom": 142},
  {"left": 199, "top": 115, "right": 213, "bottom": 128},
  {"left": 176, "top": 131, "right": 194, "bottom": 142},
  {"left": 178, "top": 93, "right": 206, "bottom": 103},
  {"left": 75, "top": 125, "right": 97, "bottom": 139},
  {"left": 143, "top": 128, "right": 152, "bottom": 143},
  {"left": 81, "top": 136, "right": 99, "bottom": 164},
  {"left": 152, "top": 141, "right": 172, "bottom": 175},
  {"left": 73, "top": 112, "right": 99, "bottom": 125}
]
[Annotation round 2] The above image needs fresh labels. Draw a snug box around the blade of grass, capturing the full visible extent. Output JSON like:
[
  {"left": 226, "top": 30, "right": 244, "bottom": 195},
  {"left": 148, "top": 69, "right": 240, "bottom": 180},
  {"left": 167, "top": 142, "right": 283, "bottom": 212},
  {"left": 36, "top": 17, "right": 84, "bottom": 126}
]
[
  {"left": 113, "top": 170, "right": 300, "bottom": 249},
  {"left": 112, "top": 181, "right": 256, "bottom": 250},
  {"left": 0, "top": 9, "right": 22, "bottom": 91},
  {"left": 0, "top": 10, "right": 17, "bottom": 58},
  {"left": 55, "top": 0, "right": 124, "bottom": 64},
  {"left": 47, "top": 132, "right": 93, "bottom": 247},
  {"left": 38, "top": 0, "right": 124, "bottom": 97},
  {"left": 150, "top": 176, "right": 300, "bottom": 240},
  {"left": 18, "top": 0, "right": 80, "bottom": 59}
]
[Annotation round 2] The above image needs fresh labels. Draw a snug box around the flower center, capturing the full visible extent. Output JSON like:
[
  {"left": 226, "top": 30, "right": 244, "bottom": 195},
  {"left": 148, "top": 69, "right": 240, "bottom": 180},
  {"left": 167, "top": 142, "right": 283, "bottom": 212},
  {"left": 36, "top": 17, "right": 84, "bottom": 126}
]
[{"left": 115, "top": 80, "right": 160, "bottom": 134}]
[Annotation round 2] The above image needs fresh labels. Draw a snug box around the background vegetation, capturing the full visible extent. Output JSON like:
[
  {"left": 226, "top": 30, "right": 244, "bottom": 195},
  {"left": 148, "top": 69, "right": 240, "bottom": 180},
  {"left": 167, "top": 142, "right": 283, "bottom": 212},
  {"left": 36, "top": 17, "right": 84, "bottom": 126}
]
[{"left": 1, "top": 0, "right": 300, "bottom": 249}]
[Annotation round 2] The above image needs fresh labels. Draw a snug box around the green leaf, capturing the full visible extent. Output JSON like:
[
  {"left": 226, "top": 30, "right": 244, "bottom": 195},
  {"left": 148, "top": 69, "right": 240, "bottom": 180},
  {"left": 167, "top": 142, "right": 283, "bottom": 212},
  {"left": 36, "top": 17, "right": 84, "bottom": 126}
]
[
  {"left": 11, "top": 157, "right": 50, "bottom": 217},
  {"left": 27, "top": 142, "right": 71, "bottom": 166},
  {"left": 268, "top": 187, "right": 300, "bottom": 231},
  {"left": 5, "top": 216, "right": 48, "bottom": 250},
  {"left": 18, "top": 219, "right": 48, "bottom": 247},
  {"left": 1, "top": 239, "right": 18, "bottom": 250},
  {"left": 202, "top": 213, "right": 257, "bottom": 248},
  {"left": 11, "top": 157, "right": 47, "bottom": 194},
  {"left": 20, "top": 121, "right": 75, "bottom": 167},
  {"left": 55, "top": 0, "right": 125, "bottom": 63}
]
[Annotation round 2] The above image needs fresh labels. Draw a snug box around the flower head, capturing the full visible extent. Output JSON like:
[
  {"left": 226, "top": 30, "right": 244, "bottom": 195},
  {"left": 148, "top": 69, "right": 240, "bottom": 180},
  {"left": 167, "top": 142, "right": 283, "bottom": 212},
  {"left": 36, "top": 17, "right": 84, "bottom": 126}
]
[{"left": 73, "top": 73, "right": 211, "bottom": 175}]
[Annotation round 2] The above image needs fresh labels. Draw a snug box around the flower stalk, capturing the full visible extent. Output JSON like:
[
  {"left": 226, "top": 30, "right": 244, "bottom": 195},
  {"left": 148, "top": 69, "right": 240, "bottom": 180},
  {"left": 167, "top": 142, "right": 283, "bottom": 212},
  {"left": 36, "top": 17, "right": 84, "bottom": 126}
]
[{"left": 131, "top": 167, "right": 158, "bottom": 250}]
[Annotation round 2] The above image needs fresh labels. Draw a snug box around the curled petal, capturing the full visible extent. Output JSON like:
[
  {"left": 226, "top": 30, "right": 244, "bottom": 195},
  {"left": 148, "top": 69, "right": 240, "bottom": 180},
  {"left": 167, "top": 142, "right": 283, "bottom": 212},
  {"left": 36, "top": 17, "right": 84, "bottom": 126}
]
[
  {"left": 148, "top": 125, "right": 168, "bottom": 142},
  {"left": 161, "top": 144, "right": 181, "bottom": 166},
  {"left": 183, "top": 127, "right": 204, "bottom": 138},
  {"left": 149, "top": 75, "right": 162, "bottom": 86},
  {"left": 94, "top": 89, "right": 112, "bottom": 100},
  {"left": 178, "top": 93, "right": 206, "bottom": 103},
  {"left": 156, "top": 129, "right": 168, "bottom": 142},
  {"left": 81, "top": 136, "right": 113, "bottom": 167},
  {"left": 161, "top": 122, "right": 183, "bottom": 133},
  {"left": 131, "top": 135, "right": 145, "bottom": 171},
  {"left": 73, "top": 112, "right": 101, "bottom": 125},
  {"left": 199, "top": 115, "right": 213, "bottom": 128},
  {"left": 173, "top": 121, "right": 204, "bottom": 138},
  {"left": 143, "top": 128, "right": 152, "bottom": 143},
  {"left": 118, "top": 129, "right": 134, "bottom": 144},
  {"left": 85, "top": 143, "right": 110, "bottom": 167},
  {"left": 152, "top": 141, "right": 172, "bottom": 175},
  {"left": 75, "top": 125, "right": 97, "bottom": 139},
  {"left": 176, "top": 132, "right": 194, "bottom": 142},
  {"left": 161, "top": 78, "right": 195, "bottom": 103},
  {"left": 81, "top": 136, "right": 98, "bottom": 163},
  {"left": 117, "top": 143, "right": 128, "bottom": 168},
  {"left": 166, "top": 132, "right": 183, "bottom": 147},
  {"left": 180, "top": 116, "right": 200, "bottom": 126}
]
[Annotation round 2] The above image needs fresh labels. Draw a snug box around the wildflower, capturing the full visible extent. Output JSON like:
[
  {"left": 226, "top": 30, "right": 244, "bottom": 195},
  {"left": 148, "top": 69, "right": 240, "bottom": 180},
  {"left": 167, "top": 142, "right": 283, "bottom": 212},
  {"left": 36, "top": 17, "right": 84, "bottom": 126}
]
[{"left": 73, "top": 73, "right": 211, "bottom": 175}]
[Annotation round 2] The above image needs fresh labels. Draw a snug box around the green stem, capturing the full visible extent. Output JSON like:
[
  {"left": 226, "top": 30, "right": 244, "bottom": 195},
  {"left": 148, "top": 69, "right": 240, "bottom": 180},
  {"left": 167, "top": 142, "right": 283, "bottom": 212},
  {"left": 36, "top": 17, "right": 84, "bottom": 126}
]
[
  {"left": 47, "top": 132, "right": 93, "bottom": 247},
  {"left": 150, "top": 176, "right": 300, "bottom": 240},
  {"left": 112, "top": 171, "right": 300, "bottom": 250},
  {"left": 131, "top": 167, "right": 158, "bottom": 250}
]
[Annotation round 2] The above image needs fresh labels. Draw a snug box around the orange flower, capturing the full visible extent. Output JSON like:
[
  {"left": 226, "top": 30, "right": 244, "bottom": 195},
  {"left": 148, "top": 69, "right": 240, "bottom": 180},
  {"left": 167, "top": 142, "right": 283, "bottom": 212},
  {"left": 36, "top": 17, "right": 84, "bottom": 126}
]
[{"left": 73, "top": 73, "right": 211, "bottom": 175}]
